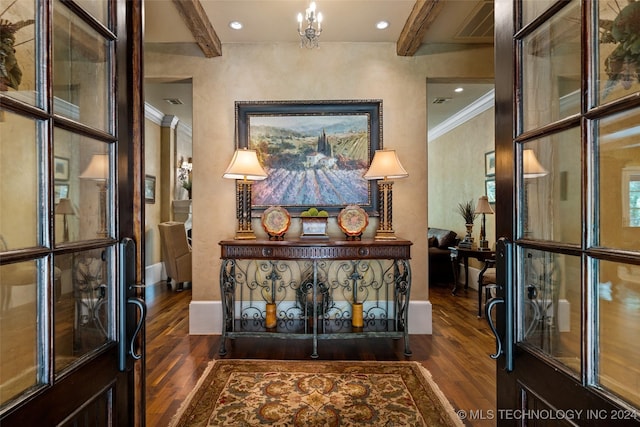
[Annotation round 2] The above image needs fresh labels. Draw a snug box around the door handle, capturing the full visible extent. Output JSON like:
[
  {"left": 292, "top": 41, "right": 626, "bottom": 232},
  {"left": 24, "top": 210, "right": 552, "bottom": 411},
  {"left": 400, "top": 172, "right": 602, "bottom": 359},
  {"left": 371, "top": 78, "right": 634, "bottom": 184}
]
[
  {"left": 127, "top": 297, "right": 146, "bottom": 360},
  {"left": 119, "top": 238, "right": 147, "bottom": 371},
  {"left": 485, "top": 296, "right": 504, "bottom": 359},
  {"left": 484, "top": 238, "right": 514, "bottom": 372}
]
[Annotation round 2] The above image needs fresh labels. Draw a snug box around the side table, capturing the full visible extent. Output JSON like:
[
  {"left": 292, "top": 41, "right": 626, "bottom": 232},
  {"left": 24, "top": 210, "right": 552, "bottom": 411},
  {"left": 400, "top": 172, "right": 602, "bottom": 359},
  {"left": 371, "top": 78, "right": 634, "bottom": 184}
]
[{"left": 449, "top": 246, "right": 496, "bottom": 317}]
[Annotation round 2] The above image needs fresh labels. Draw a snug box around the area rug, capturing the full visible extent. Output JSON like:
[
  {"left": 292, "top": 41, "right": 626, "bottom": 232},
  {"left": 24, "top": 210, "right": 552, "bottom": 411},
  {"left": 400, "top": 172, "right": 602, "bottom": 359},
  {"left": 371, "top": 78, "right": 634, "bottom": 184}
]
[{"left": 169, "top": 360, "right": 464, "bottom": 427}]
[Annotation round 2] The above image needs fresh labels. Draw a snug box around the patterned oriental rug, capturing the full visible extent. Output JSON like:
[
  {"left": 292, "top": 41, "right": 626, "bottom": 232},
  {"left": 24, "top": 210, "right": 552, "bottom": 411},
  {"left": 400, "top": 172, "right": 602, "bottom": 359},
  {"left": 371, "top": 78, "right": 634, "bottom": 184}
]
[{"left": 169, "top": 360, "right": 464, "bottom": 427}]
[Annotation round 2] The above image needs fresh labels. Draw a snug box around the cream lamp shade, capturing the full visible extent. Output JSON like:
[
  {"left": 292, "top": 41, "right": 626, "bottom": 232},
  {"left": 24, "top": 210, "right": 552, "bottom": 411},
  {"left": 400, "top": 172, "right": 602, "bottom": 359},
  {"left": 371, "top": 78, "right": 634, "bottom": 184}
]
[
  {"left": 55, "top": 198, "right": 76, "bottom": 215},
  {"left": 475, "top": 195, "right": 494, "bottom": 215},
  {"left": 523, "top": 149, "right": 548, "bottom": 178},
  {"left": 79, "top": 154, "right": 108, "bottom": 180},
  {"left": 363, "top": 149, "right": 408, "bottom": 180},
  {"left": 223, "top": 149, "right": 268, "bottom": 181}
]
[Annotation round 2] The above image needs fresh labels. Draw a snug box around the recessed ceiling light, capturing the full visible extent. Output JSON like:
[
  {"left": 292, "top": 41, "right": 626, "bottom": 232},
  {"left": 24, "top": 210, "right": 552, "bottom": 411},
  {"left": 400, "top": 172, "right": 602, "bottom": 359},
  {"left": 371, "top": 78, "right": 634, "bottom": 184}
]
[
  {"left": 376, "top": 21, "right": 389, "bottom": 30},
  {"left": 229, "top": 21, "right": 243, "bottom": 30},
  {"left": 454, "top": 87, "right": 464, "bottom": 93}
]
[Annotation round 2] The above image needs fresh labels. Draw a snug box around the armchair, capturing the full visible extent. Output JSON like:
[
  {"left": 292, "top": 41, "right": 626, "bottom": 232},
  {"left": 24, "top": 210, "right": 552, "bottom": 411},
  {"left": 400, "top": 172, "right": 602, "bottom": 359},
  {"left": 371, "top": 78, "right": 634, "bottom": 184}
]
[{"left": 158, "top": 222, "right": 192, "bottom": 291}]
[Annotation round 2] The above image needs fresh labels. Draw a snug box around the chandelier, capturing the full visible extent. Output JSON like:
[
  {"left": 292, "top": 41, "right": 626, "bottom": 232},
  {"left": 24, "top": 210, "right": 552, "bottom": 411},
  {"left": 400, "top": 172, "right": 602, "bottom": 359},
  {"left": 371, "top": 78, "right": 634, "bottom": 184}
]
[{"left": 297, "top": 2, "right": 323, "bottom": 48}]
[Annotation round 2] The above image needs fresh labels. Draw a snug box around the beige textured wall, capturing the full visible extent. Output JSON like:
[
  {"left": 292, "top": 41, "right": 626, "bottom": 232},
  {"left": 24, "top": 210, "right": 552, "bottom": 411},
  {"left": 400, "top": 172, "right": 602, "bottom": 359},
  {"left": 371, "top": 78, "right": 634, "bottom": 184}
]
[
  {"left": 145, "top": 42, "right": 494, "bottom": 303},
  {"left": 428, "top": 108, "right": 496, "bottom": 250},
  {"left": 144, "top": 118, "right": 162, "bottom": 267}
]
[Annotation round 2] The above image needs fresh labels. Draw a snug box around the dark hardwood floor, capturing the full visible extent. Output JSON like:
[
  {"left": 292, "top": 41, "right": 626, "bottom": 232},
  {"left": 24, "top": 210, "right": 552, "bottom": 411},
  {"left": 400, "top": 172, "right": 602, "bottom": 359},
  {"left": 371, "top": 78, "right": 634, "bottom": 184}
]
[{"left": 145, "top": 283, "right": 497, "bottom": 426}]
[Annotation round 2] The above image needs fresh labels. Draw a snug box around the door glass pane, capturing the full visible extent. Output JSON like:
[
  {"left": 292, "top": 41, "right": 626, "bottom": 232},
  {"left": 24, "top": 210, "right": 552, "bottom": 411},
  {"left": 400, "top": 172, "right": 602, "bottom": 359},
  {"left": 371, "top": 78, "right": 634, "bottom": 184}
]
[
  {"left": 596, "top": 1, "right": 640, "bottom": 105},
  {"left": 597, "top": 107, "right": 640, "bottom": 252},
  {"left": 520, "top": 248, "right": 581, "bottom": 376},
  {"left": 597, "top": 259, "right": 640, "bottom": 407},
  {"left": 53, "top": 0, "right": 112, "bottom": 133},
  {"left": 521, "top": 0, "right": 556, "bottom": 28},
  {"left": 54, "top": 248, "right": 113, "bottom": 373},
  {"left": 520, "top": 1, "right": 581, "bottom": 133},
  {"left": 0, "top": 111, "right": 41, "bottom": 249},
  {"left": 0, "top": 0, "right": 39, "bottom": 107},
  {"left": 0, "top": 259, "right": 41, "bottom": 405},
  {"left": 521, "top": 127, "right": 581, "bottom": 242},
  {"left": 74, "top": 0, "right": 108, "bottom": 27},
  {"left": 54, "top": 128, "right": 111, "bottom": 242}
]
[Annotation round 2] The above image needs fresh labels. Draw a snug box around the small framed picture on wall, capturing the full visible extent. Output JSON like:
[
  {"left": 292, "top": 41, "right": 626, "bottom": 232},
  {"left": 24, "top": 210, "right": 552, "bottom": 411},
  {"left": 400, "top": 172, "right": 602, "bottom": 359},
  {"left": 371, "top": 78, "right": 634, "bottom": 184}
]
[
  {"left": 144, "top": 175, "right": 156, "bottom": 204},
  {"left": 485, "top": 151, "right": 495, "bottom": 177},
  {"left": 54, "top": 156, "right": 70, "bottom": 181},
  {"left": 485, "top": 178, "right": 496, "bottom": 204}
]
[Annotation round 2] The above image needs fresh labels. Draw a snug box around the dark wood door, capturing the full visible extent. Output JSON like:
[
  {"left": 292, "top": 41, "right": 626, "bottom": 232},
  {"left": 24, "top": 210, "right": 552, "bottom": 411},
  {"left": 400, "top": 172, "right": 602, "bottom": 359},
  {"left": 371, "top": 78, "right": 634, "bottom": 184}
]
[
  {"left": 491, "top": 0, "right": 640, "bottom": 425},
  {"left": 0, "top": 0, "right": 144, "bottom": 424}
]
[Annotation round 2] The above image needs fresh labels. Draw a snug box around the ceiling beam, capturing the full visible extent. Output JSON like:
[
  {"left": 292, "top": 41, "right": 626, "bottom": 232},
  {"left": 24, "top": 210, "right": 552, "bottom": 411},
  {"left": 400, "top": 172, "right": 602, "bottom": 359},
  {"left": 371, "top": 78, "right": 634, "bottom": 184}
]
[
  {"left": 171, "top": 0, "right": 222, "bottom": 58},
  {"left": 396, "top": 0, "right": 445, "bottom": 56}
]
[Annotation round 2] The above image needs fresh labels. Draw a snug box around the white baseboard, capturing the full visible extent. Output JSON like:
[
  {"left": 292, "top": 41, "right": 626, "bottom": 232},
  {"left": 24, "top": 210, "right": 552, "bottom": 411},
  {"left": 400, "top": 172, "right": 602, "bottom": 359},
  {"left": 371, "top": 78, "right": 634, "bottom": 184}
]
[
  {"left": 456, "top": 265, "right": 482, "bottom": 291},
  {"left": 144, "top": 262, "right": 166, "bottom": 286},
  {"left": 558, "top": 299, "right": 570, "bottom": 332},
  {"left": 455, "top": 269, "right": 572, "bottom": 332},
  {"left": 188, "top": 300, "right": 433, "bottom": 335},
  {"left": 410, "top": 300, "right": 432, "bottom": 334},
  {"left": 190, "top": 300, "right": 222, "bottom": 335},
  {"left": 531, "top": 298, "right": 571, "bottom": 332}
]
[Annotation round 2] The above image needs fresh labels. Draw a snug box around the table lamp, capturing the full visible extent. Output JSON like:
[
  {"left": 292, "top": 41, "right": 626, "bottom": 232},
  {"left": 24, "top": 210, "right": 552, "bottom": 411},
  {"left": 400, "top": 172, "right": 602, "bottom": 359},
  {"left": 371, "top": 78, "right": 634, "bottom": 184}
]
[
  {"left": 522, "top": 149, "right": 548, "bottom": 236},
  {"left": 474, "top": 195, "right": 494, "bottom": 250},
  {"left": 223, "top": 148, "right": 268, "bottom": 239},
  {"left": 55, "top": 198, "right": 76, "bottom": 242},
  {"left": 79, "top": 153, "right": 108, "bottom": 238},
  {"left": 363, "top": 149, "right": 408, "bottom": 240}
]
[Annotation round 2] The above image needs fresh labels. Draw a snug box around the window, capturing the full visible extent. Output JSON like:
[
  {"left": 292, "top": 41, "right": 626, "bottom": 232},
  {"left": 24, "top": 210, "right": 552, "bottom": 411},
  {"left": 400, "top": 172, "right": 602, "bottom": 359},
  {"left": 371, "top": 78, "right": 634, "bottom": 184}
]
[{"left": 623, "top": 167, "right": 640, "bottom": 227}]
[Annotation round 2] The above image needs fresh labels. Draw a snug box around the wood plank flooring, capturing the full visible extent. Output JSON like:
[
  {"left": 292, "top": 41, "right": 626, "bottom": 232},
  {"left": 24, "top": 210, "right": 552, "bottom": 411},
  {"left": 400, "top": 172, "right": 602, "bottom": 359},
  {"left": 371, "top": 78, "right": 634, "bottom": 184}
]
[{"left": 145, "top": 283, "right": 497, "bottom": 426}]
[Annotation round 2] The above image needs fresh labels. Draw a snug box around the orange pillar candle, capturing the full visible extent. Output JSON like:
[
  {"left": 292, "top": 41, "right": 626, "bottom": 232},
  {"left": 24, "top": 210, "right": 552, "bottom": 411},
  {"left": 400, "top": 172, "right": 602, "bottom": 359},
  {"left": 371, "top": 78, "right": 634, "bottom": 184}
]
[
  {"left": 352, "top": 303, "right": 363, "bottom": 328},
  {"left": 265, "top": 303, "right": 277, "bottom": 329}
]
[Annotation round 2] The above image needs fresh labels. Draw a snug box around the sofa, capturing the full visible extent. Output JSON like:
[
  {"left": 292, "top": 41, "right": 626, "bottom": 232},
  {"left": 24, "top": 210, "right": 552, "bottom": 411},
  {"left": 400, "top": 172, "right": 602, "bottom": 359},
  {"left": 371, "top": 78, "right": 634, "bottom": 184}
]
[{"left": 428, "top": 227, "right": 459, "bottom": 286}]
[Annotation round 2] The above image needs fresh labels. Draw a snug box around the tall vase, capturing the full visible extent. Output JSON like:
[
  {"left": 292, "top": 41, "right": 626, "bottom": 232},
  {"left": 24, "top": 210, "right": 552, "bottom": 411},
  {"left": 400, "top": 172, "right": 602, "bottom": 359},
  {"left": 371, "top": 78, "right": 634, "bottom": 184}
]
[
  {"left": 465, "top": 223, "right": 473, "bottom": 240},
  {"left": 460, "top": 223, "right": 474, "bottom": 248}
]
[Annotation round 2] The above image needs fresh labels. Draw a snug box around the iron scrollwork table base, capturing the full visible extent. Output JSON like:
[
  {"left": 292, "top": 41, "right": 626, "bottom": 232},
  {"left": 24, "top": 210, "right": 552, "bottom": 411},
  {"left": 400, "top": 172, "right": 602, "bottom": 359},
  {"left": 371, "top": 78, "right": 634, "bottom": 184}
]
[{"left": 219, "top": 238, "right": 413, "bottom": 358}]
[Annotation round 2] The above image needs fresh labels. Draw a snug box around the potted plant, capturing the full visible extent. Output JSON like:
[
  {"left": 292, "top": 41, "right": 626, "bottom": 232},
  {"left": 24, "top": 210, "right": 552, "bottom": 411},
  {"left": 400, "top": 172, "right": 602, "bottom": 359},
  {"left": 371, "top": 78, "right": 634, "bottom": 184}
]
[
  {"left": 178, "top": 160, "right": 192, "bottom": 199},
  {"left": 457, "top": 200, "right": 477, "bottom": 247},
  {"left": 300, "top": 207, "right": 329, "bottom": 238},
  {"left": 181, "top": 178, "right": 192, "bottom": 199}
]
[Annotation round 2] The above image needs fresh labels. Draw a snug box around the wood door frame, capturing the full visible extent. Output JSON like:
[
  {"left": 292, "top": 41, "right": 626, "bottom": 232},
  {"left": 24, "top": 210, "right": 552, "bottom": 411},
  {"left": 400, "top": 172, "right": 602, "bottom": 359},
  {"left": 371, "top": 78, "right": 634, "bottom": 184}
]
[
  {"left": 116, "top": 0, "right": 146, "bottom": 425},
  {"left": 0, "top": 0, "right": 145, "bottom": 425},
  {"left": 494, "top": 0, "right": 640, "bottom": 425}
]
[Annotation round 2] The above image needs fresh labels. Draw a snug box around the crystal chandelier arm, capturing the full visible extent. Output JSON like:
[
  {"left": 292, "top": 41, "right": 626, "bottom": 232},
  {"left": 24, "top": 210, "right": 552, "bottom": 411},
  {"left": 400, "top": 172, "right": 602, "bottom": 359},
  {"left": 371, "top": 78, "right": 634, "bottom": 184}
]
[{"left": 297, "top": 1, "right": 322, "bottom": 48}]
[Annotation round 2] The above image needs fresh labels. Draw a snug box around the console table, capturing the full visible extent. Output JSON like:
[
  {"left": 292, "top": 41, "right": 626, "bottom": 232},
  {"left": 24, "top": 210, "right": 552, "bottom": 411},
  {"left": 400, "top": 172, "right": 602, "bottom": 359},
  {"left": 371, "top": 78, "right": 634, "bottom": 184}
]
[
  {"left": 219, "top": 238, "right": 412, "bottom": 358},
  {"left": 449, "top": 246, "right": 495, "bottom": 316}
]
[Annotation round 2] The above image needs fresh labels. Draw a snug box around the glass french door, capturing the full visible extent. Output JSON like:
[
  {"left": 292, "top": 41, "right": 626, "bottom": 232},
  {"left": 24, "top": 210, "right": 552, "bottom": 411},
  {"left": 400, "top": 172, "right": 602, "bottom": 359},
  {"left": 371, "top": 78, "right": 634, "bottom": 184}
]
[
  {"left": 0, "top": 0, "right": 144, "bottom": 425},
  {"left": 492, "top": 0, "right": 640, "bottom": 424}
]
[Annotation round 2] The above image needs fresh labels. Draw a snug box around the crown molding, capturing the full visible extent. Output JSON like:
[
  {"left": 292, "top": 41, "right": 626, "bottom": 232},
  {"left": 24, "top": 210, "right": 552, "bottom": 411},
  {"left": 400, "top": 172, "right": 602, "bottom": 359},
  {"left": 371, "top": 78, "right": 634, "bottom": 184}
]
[
  {"left": 144, "top": 102, "right": 164, "bottom": 125},
  {"left": 429, "top": 89, "right": 494, "bottom": 141}
]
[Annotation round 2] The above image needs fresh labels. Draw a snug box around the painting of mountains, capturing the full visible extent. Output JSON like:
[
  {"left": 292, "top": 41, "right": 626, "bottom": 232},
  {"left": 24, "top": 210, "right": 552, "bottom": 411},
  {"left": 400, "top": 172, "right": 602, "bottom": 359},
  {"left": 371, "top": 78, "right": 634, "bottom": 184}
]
[{"left": 248, "top": 113, "right": 371, "bottom": 211}]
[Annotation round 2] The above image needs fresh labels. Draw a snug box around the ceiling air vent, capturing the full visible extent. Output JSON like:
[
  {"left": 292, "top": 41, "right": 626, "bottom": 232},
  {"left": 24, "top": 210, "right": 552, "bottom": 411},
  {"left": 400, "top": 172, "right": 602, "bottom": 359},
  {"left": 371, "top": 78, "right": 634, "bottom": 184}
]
[
  {"left": 164, "top": 98, "right": 184, "bottom": 105},
  {"left": 432, "top": 97, "right": 451, "bottom": 104},
  {"left": 455, "top": 0, "right": 494, "bottom": 41}
]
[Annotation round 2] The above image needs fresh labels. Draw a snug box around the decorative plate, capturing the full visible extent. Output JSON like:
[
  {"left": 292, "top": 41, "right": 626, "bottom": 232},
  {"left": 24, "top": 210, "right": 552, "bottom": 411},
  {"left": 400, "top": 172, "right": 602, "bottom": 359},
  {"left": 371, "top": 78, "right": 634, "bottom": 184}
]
[
  {"left": 337, "top": 205, "right": 369, "bottom": 236},
  {"left": 261, "top": 206, "right": 291, "bottom": 237}
]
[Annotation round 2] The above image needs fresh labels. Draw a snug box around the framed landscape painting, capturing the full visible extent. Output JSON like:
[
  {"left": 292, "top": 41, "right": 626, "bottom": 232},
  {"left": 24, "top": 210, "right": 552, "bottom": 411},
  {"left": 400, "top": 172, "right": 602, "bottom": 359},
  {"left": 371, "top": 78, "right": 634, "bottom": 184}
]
[{"left": 236, "top": 100, "right": 382, "bottom": 216}]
